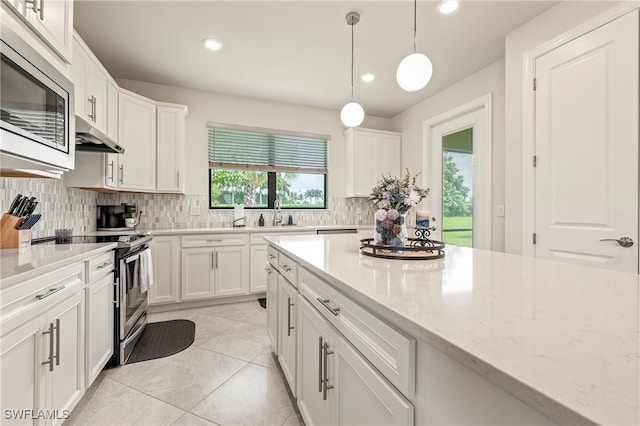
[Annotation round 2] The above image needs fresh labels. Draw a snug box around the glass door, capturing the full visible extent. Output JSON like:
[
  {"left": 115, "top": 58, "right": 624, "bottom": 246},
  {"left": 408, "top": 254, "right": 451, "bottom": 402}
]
[{"left": 442, "top": 128, "right": 473, "bottom": 247}]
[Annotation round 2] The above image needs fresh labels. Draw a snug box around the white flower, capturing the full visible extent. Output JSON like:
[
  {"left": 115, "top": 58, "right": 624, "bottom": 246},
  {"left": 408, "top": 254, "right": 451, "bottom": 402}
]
[
  {"left": 404, "top": 189, "right": 421, "bottom": 206},
  {"left": 386, "top": 209, "right": 400, "bottom": 220}
]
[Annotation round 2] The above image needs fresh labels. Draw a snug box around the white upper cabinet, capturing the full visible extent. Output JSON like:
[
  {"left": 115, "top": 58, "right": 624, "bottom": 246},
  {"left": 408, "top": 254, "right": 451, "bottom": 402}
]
[
  {"left": 2, "top": 0, "right": 73, "bottom": 63},
  {"left": 118, "top": 90, "right": 157, "bottom": 191},
  {"left": 71, "top": 33, "right": 109, "bottom": 134},
  {"left": 156, "top": 104, "right": 188, "bottom": 193},
  {"left": 344, "top": 128, "right": 401, "bottom": 197}
]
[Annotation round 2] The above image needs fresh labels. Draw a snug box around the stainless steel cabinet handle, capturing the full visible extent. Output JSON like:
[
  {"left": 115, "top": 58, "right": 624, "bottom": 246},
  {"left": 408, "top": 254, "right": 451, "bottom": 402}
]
[
  {"left": 36, "top": 286, "right": 65, "bottom": 300},
  {"left": 268, "top": 254, "right": 275, "bottom": 259},
  {"left": 281, "top": 264, "right": 291, "bottom": 272},
  {"left": 108, "top": 160, "right": 115, "bottom": 183},
  {"left": 97, "top": 262, "right": 111, "bottom": 270},
  {"left": 599, "top": 237, "right": 634, "bottom": 248},
  {"left": 317, "top": 298, "right": 340, "bottom": 316},
  {"left": 25, "top": 0, "right": 38, "bottom": 14},
  {"left": 42, "top": 321, "right": 55, "bottom": 372},
  {"left": 119, "top": 165, "right": 124, "bottom": 184},
  {"left": 38, "top": 0, "right": 44, "bottom": 20},
  {"left": 113, "top": 278, "right": 120, "bottom": 308},
  {"left": 264, "top": 267, "right": 273, "bottom": 275},
  {"left": 322, "top": 341, "right": 334, "bottom": 401},
  {"left": 88, "top": 96, "right": 95, "bottom": 121},
  {"left": 287, "top": 297, "right": 295, "bottom": 336},
  {"left": 318, "top": 336, "right": 324, "bottom": 393},
  {"left": 215, "top": 251, "right": 219, "bottom": 269},
  {"left": 206, "top": 239, "right": 223, "bottom": 243},
  {"left": 54, "top": 318, "right": 60, "bottom": 367}
]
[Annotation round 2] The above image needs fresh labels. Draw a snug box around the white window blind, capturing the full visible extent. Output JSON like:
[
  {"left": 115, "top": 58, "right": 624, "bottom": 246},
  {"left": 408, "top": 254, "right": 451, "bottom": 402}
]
[{"left": 208, "top": 127, "right": 328, "bottom": 173}]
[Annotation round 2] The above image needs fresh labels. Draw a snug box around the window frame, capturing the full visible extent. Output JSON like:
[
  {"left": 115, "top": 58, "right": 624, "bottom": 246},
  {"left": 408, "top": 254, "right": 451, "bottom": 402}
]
[{"left": 207, "top": 123, "right": 329, "bottom": 210}]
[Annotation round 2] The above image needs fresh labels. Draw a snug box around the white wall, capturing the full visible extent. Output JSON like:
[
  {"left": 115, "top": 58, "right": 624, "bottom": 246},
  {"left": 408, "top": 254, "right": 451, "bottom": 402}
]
[
  {"left": 391, "top": 60, "right": 506, "bottom": 252},
  {"left": 504, "top": 1, "right": 624, "bottom": 254},
  {"left": 115, "top": 79, "right": 393, "bottom": 200}
]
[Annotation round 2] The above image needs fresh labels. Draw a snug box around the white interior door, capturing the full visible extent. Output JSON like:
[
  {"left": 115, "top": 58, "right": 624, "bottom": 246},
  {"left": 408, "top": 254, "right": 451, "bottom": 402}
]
[{"left": 534, "top": 11, "right": 639, "bottom": 273}]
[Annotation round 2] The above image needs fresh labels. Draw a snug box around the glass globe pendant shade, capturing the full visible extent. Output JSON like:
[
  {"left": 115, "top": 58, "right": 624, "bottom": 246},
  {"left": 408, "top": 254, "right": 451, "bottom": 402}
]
[
  {"left": 396, "top": 52, "right": 433, "bottom": 92},
  {"left": 341, "top": 101, "right": 365, "bottom": 127}
]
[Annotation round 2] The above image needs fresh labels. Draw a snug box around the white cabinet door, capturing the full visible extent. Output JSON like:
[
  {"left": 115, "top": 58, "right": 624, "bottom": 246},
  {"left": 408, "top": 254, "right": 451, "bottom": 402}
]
[
  {"left": 250, "top": 245, "right": 268, "bottom": 293},
  {"left": 278, "top": 277, "right": 297, "bottom": 396},
  {"left": 106, "top": 81, "right": 119, "bottom": 142},
  {"left": 215, "top": 245, "right": 248, "bottom": 297},
  {"left": 46, "top": 291, "right": 84, "bottom": 426},
  {"left": 118, "top": 91, "right": 156, "bottom": 191},
  {"left": 149, "top": 236, "right": 180, "bottom": 304},
  {"left": 181, "top": 248, "right": 215, "bottom": 300},
  {"left": 84, "top": 60, "right": 107, "bottom": 133},
  {"left": 345, "top": 128, "right": 402, "bottom": 197},
  {"left": 0, "top": 313, "right": 47, "bottom": 426},
  {"left": 156, "top": 105, "right": 187, "bottom": 193},
  {"left": 70, "top": 44, "right": 88, "bottom": 119},
  {"left": 333, "top": 334, "right": 413, "bottom": 426},
  {"left": 266, "top": 264, "right": 278, "bottom": 352},
  {"left": 27, "top": 0, "right": 73, "bottom": 63},
  {"left": 297, "top": 296, "right": 333, "bottom": 426},
  {"left": 85, "top": 273, "right": 114, "bottom": 388}
]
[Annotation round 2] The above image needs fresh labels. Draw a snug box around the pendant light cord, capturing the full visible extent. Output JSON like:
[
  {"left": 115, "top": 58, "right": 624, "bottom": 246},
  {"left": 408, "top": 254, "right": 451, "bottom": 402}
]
[
  {"left": 413, "top": 0, "right": 417, "bottom": 53},
  {"left": 350, "top": 18, "right": 354, "bottom": 101}
]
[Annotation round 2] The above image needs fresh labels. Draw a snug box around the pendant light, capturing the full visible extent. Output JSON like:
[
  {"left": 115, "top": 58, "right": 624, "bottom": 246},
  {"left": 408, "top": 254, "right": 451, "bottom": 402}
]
[
  {"left": 340, "top": 11, "right": 365, "bottom": 128},
  {"left": 396, "top": 0, "right": 433, "bottom": 92}
]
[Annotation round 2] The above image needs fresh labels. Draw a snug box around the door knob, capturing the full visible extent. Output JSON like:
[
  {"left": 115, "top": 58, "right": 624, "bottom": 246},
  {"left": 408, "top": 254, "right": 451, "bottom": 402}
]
[{"left": 599, "top": 237, "right": 634, "bottom": 248}]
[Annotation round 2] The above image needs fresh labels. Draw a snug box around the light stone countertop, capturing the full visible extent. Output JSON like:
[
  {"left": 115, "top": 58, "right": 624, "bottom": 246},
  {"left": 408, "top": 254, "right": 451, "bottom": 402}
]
[
  {"left": 88, "top": 224, "right": 366, "bottom": 237},
  {"left": 0, "top": 242, "right": 118, "bottom": 289},
  {"left": 265, "top": 233, "right": 640, "bottom": 426}
]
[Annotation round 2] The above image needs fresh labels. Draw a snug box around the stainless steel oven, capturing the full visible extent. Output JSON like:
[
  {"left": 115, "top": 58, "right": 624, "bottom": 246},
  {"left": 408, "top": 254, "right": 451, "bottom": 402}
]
[
  {"left": 114, "top": 234, "right": 153, "bottom": 365},
  {"left": 0, "top": 26, "right": 74, "bottom": 169}
]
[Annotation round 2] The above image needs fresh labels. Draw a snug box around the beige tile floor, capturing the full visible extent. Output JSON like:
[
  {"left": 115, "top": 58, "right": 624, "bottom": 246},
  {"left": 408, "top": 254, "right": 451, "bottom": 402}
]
[{"left": 67, "top": 301, "right": 304, "bottom": 426}]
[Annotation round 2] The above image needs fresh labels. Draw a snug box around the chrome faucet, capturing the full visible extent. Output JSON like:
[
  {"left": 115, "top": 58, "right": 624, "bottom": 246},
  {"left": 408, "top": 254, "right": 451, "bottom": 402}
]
[{"left": 273, "top": 200, "right": 282, "bottom": 226}]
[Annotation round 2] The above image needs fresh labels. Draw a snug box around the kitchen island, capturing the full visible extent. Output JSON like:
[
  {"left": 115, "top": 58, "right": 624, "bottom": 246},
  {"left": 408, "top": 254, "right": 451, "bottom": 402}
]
[{"left": 265, "top": 234, "right": 639, "bottom": 426}]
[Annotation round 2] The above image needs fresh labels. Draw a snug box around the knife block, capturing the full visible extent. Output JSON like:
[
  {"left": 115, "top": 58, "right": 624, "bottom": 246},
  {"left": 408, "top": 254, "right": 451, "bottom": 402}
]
[{"left": 1, "top": 214, "right": 31, "bottom": 248}]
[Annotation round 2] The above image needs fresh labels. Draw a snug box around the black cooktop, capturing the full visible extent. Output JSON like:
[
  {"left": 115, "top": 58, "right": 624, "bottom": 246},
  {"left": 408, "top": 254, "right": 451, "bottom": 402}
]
[{"left": 33, "top": 233, "right": 151, "bottom": 246}]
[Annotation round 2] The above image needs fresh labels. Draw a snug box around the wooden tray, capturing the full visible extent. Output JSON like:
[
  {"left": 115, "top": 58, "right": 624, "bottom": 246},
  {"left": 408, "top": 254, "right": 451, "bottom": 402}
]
[{"left": 359, "top": 238, "right": 445, "bottom": 260}]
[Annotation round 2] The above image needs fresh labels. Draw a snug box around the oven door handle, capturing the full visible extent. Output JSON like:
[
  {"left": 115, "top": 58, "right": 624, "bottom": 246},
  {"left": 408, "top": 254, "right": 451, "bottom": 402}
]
[{"left": 125, "top": 253, "right": 141, "bottom": 264}]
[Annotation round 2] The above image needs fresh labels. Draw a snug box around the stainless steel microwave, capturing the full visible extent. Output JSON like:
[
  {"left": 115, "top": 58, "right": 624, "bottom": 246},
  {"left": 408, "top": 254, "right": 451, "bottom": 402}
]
[{"left": 0, "top": 27, "right": 75, "bottom": 170}]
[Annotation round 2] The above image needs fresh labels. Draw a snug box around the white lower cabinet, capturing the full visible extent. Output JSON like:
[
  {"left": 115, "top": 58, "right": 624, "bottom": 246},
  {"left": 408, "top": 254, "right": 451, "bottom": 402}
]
[
  {"left": 149, "top": 236, "right": 181, "bottom": 304},
  {"left": 181, "top": 244, "right": 248, "bottom": 301},
  {"left": 277, "top": 275, "right": 297, "bottom": 396},
  {"left": 296, "top": 293, "right": 413, "bottom": 426},
  {"left": 84, "top": 273, "right": 114, "bottom": 388},
  {"left": 250, "top": 244, "right": 268, "bottom": 293},
  {"left": 266, "top": 263, "right": 278, "bottom": 353},
  {"left": 46, "top": 291, "right": 85, "bottom": 426},
  {"left": 0, "top": 313, "right": 47, "bottom": 425}
]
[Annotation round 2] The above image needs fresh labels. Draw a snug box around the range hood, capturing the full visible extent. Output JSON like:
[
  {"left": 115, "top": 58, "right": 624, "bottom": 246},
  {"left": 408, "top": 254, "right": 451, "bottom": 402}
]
[{"left": 75, "top": 116, "right": 125, "bottom": 154}]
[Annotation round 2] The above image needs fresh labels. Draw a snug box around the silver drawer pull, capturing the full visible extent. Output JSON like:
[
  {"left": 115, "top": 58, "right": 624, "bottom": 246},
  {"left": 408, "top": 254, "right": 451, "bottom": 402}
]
[
  {"left": 268, "top": 254, "right": 276, "bottom": 259},
  {"left": 96, "top": 262, "right": 111, "bottom": 270},
  {"left": 206, "top": 239, "right": 223, "bottom": 243},
  {"left": 281, "top": 264, "right": 291, "bottom": 272},
  {"left": 317, "top": 298, "right": 340, "bottom": 316},
  {"left": 264, "top": 267, "right": 273, "bottom": 275},
  {"left": 36, "top": 286, "right": 65, "bottom": 300},
  {"left": 322, "top": 341, "right": 334, "bottom": 400}
]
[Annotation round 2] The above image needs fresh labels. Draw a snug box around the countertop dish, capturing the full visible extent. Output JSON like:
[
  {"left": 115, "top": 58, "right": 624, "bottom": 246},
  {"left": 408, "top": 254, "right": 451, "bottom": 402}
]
[
  {"left": 0, "top": 242, "right": 118, "bottom": 288},
  {"left": 265, "top": 234, "right": 639, "bottom": 426}
]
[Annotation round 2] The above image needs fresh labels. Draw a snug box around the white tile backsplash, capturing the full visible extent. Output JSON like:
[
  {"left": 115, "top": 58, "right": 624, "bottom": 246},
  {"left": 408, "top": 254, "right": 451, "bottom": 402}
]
[{"left": 1, "top": 177, "right": 381, "bottom": 237}]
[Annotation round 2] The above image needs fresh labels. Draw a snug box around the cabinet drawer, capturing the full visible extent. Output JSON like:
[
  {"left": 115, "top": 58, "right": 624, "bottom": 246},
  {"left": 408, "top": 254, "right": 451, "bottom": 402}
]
[
  {"left": 299, "top": 267, "right": 415, "bottom": 398},
  {"left": 266, "top": 245, "right": 279, "bottom": 268},
  {"left": 278, "top": 252, "right": 297, "bottom": 285},
  {"left": 181, "top": 233, "right": 248, "bottom": 248},
  {"left": 86, "top": 250, "right": 115, "bottom": 283},
  {"left": 0, "top": 263, "right": 84, "bottom": 322}
]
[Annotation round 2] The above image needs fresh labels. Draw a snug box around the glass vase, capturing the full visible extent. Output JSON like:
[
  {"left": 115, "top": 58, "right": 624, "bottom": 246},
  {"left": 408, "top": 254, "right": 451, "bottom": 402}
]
[{"left": 373, "top": 209, "right": 407, "bottom": 247}]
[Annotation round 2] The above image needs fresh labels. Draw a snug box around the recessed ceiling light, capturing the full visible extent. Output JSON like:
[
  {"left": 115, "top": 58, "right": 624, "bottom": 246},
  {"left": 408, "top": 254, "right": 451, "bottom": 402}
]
[
  {"left": 203, "top": 38, "right": 223, "bottom": 51},
  {"left": 438, "top": 0, "right": 459, "bottom": 15},
  {"left": 361, "top": 73, "right": 375, "bottom": 83}
]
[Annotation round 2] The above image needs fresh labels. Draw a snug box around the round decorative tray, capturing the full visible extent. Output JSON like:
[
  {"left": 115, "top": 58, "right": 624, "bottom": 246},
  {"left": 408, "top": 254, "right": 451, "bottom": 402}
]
[{"left": 359, "top": 232, "right": 445, "bottom": 260}]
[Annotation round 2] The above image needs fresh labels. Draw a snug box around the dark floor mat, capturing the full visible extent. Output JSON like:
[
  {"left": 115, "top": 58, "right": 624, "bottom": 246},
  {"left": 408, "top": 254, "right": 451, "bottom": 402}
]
[
  {"left": 258, "top": 297, "right": 267, "bottom": 309},
  {"left": 126, "top": 319, "right": 195, "bottom": 364}
]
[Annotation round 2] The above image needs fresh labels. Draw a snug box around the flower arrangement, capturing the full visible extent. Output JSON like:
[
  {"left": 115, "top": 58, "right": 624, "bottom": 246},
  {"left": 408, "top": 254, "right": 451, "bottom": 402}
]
[
  {"left": 369, "top": 169, "right": 429, "bottom": 214},
  {"left": 369, "top": 169, "right": 429, "bottom": 246}
]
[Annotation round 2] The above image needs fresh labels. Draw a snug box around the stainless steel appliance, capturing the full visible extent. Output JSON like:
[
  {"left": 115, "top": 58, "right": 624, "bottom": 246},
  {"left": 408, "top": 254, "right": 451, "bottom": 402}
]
[
  {"left": 75, "top": 115, "right": 125, "bottom": 154},
  {"left": 61, "top": 232, "right": 153, "bottom": 365},
  {"left": 97, "top": 203, "right": 140, "bottom": 231},
  {"left": 0, "top": 26, "right": 75, "bottom": 170}
]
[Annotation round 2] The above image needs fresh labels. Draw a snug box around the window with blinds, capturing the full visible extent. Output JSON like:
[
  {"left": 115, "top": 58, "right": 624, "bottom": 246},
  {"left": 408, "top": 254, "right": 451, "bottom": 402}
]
[{"left": 208, "top": 126, "right": 328, "bottom": 209}]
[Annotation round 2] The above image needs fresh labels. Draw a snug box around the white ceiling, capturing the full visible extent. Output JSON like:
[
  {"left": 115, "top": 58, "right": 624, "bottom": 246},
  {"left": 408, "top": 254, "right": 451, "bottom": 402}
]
[{"left": 73, "top": 0, "right": 558, "bottom": 118}]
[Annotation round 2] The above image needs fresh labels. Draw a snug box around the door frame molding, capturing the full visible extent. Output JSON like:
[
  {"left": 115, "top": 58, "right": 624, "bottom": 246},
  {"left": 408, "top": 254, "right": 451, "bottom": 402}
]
[
  {"left": 423, "top": 93, "right": 492, "bottom": 250},
  {"left": 521, "top": 2, "right": 639, "bottom": 256}
]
